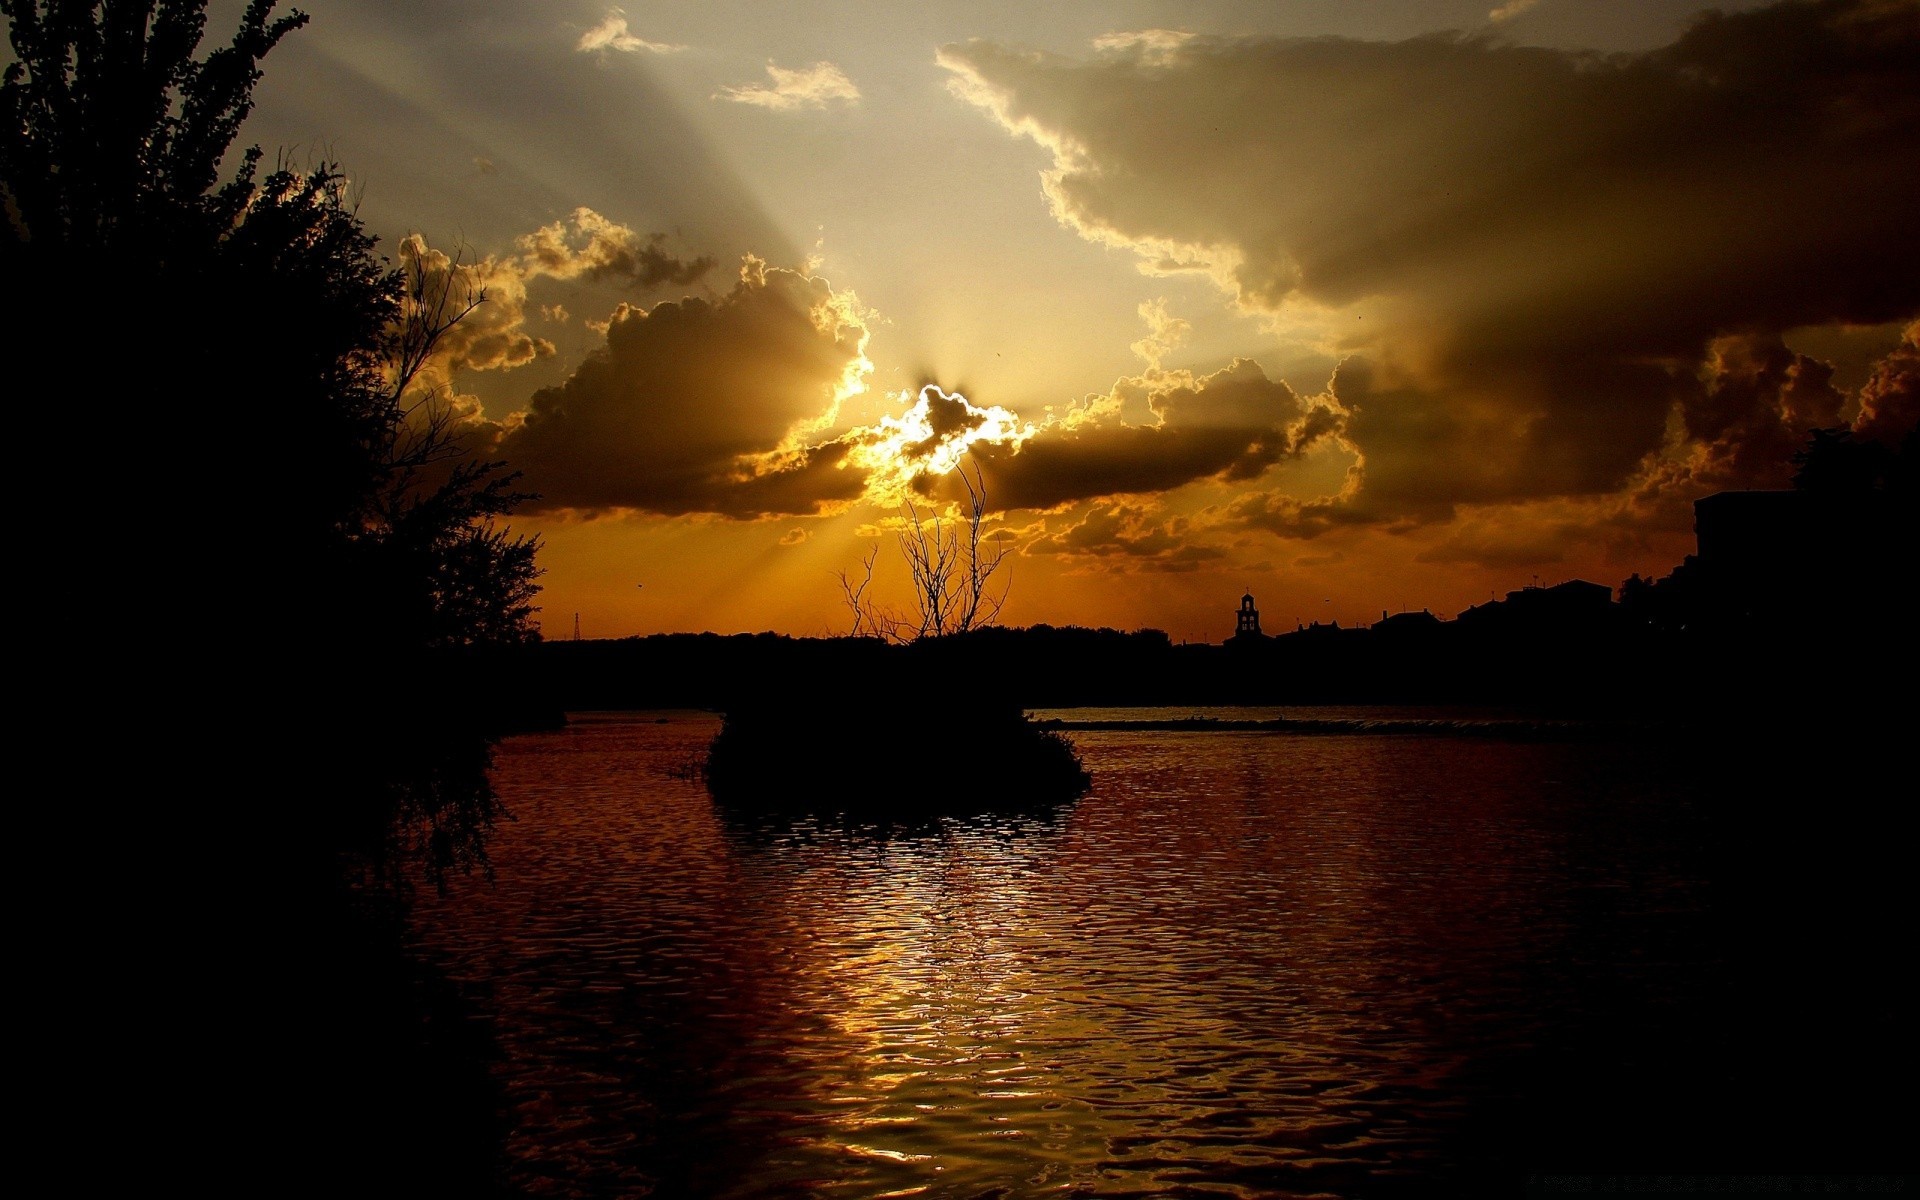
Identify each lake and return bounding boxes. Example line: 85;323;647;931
408;708;1907;1197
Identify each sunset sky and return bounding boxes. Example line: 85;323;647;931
227;0;1919;643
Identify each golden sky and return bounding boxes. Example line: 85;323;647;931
229;0;1920;643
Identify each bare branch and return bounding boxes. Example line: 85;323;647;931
880;454;1012;640
837;543;879;638
388;237;485;407
836;543;914;642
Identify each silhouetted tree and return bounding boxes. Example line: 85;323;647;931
837;542;904;641
5;8;533;1188
3;0;540;888
1791;425;1894;497
840;458;1010;641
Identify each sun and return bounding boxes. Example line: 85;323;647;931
848;384;1032;506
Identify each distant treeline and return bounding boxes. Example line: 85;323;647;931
500;607;1876;717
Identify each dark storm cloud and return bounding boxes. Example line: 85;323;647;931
1855;320;1920;445
965;358;1342;511
1610;330;1854;534
1222;491;1377;541
1675;333;1848;485
495;261;871;517
1331;353;1683;517
942;0;1920;527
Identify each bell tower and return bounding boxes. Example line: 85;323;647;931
1235;591;1262;639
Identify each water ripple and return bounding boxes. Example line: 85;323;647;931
411;710;1725;1198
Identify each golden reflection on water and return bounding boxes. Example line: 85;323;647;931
701;729;1498;1197
758;831;1103;1196
412;711;1708;1198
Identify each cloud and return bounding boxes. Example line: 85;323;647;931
1090;30;1197;67
1129;298;1190;371
1487;0;1540;23
1605;330;1852;534
965;357;1343;512
1027;503;1228;572
1855;319;1920;445
379;212;717;402
494;259;874;517
1675;332;1847;483
940;1;1920;532
481;285;1340;527
719;61;860;110
1222;491;1373;541
577;9;684;54
396;235;554;387
517;207;714;289
845;384;1030;504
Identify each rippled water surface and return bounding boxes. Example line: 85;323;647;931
408;709;1878;1197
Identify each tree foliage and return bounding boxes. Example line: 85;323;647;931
3;1;541;887
2;6;548;1184
1;0;308;249
1790;424;1902;498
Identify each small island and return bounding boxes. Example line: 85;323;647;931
702;637;1091;813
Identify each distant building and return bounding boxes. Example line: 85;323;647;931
1373;608;1441;638
1456;580;1613;633
1232;591;1265;641
1288;619;1345;639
